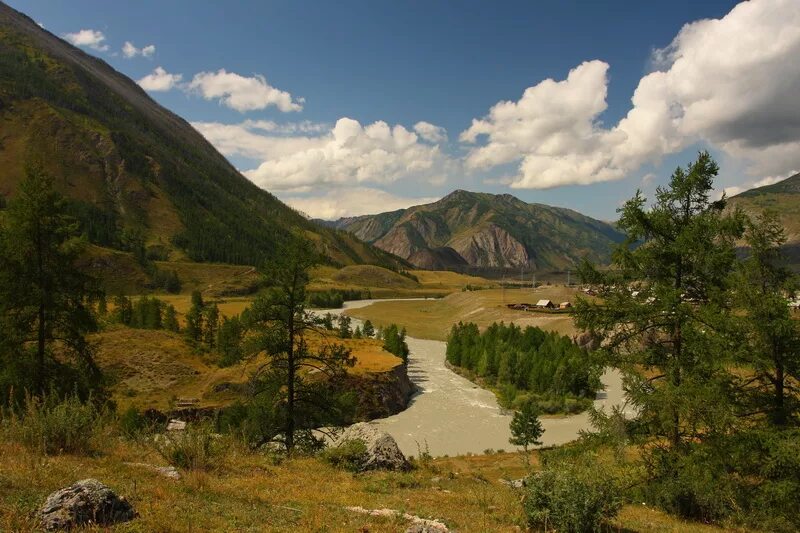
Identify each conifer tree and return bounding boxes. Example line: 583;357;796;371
246;235;355;453
0;165;102;401
163;304;180;333
732;212;800;426
574;151;744;449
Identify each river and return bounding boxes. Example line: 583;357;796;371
319;299;630;457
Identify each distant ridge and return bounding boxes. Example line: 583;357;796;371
327;190;626;271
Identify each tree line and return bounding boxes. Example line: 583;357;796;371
446;322;600;412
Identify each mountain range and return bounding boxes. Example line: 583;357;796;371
0;2;400;269
323;190;626;271
2;1;797;276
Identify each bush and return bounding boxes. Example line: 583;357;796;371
118;406;152;438
320;439;368;472
152;424;226;470
524;459;623;533
4;393;103;455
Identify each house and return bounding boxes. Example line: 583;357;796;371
559;301;572;309
535;299;555;309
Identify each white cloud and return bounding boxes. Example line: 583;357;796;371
193;117;458;191
414;121;448;143
188;69;302;113
122;41;156;58
461;0;800;189
63;29;108;51
137;67;183;92
284;188;439;220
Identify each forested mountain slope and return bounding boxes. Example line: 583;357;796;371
0;2;402;269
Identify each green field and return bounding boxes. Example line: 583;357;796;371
346;286;582;341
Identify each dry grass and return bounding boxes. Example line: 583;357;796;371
346;287;583;341
0;439;748;533
93;319;402;410
308;265;497;298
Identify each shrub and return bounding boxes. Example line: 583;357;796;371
118;406;151;438
4;392;103;455
152;424;226;471
524;459;623;532
320;439;368;472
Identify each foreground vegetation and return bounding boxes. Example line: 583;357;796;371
0;413;747;532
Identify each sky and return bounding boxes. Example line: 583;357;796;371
10;0;800;220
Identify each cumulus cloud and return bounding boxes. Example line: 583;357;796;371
461;0;800;189
63;29;108;51
193;117;457;191
137;67;183;92
414;121;448;143
283;187;439;219
188;69;302;113
122;41;156;58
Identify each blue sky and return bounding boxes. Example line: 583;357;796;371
10;0;800;220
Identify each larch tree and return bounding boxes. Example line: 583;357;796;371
732;211;799;426
0;165;102;403
245;234;355;453
574;152;745;450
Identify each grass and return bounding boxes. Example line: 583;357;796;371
93;320;402;411
308;265;497;298
346;286;583;341
0;437;749;532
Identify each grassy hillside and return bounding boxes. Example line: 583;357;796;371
729;172;800;246
0;3;402;269
346;287;582;341
308;265;497;298
0;437;746;532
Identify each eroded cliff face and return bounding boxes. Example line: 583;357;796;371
345;364;415;421
448;225;529;268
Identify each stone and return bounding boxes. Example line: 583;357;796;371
334;422;410;471
166;419;186;431
37;479;135;531
125;462;181;480
499;477;526;489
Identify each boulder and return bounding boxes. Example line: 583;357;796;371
334;422;410;471
37;479;135;531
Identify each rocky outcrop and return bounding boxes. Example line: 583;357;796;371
345;506;449;532
335;423;410;471
448;224;529;267
37;479;135;531
345;363;415;421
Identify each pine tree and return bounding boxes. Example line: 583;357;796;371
185;290;205;342
337;314;352;339
509;399;544;452
0;165;102;402
732;212;800;426
204;304;220;348
163;304;180;333
362;319;375;337
246;235;355;453
574;151;744;449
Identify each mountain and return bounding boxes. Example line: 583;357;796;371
0;2;403;269
728;172;800;264
326;190;626;270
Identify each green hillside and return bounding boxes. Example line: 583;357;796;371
729;172;800;264
0;2;403;269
